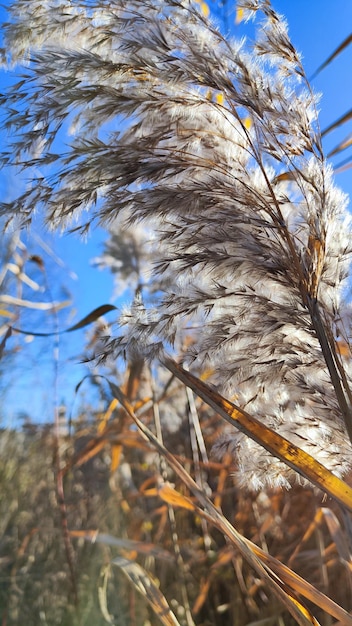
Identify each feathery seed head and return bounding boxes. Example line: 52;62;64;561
1;0;352;488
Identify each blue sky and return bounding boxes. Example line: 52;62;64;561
0;1;352;423
273;2;352;153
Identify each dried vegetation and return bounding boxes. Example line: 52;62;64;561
1;1;352;624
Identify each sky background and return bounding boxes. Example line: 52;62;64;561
0;1;352;424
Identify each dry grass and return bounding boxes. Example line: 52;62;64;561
1;1;352;624
51;359;352;626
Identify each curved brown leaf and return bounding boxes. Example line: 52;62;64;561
322;108;352;137
327;132;352;158
10;304;117;337
311;33;352;80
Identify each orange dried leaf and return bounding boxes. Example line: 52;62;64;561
211;548;233;569
110;444;122;472
158;483;196;511
116;432;150;450
235;8;244;24
213;454;231;509
70;529;99;540
73;439;107;468
243;116;252;130
200;1;210;18
273;171;296;183
98;398;118;433
0;309;14;318
133;396;152;411
193;577;211;614
335;337;351;358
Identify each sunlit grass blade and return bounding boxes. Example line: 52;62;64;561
110;443;123;472
0;309;15;320
163;358;352;512
97;398;118;433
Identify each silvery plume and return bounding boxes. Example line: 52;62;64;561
1;0;352;489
